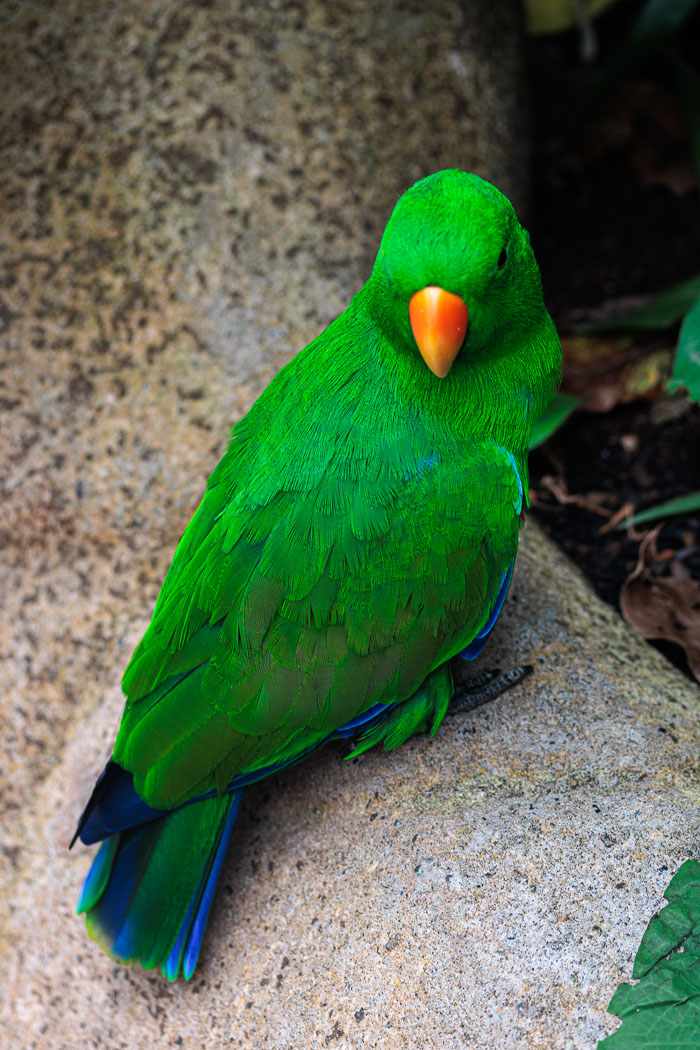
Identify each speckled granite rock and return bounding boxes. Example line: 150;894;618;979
1;1;698;1048
0;0;527;840
3;527;700;1050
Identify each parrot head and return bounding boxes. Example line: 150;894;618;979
367;169;554;386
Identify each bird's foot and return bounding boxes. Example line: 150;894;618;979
449;663;533;714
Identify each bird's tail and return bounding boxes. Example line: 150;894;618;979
77;789;242;980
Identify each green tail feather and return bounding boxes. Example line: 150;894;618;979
79;791;239;978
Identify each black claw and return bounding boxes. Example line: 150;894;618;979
452;666;501;694
449;663;534;714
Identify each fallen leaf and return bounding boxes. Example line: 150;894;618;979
561;334;674;412
620;528;700;681
649;394;692;425
532;475;616;519
598;502;635;535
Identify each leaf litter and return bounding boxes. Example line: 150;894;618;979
620;528;700;681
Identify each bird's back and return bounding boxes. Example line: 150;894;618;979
113;305;524;810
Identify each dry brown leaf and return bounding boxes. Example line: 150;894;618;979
620;529;700;681
598;501;635;535
535;475;613;517
561;334;674;412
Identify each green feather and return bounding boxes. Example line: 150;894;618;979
79;170;563;981
111;169;560;813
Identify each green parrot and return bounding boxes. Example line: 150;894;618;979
73;169;561;980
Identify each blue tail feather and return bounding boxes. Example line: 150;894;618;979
162;888;198;982
81;791;242;975
75;562;514;977
87;819;169;962
182;790;241;979
76;833;120;914
162;790;242;981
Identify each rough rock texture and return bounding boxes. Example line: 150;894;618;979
4;528;700;1050
1;1;698;1048
0;0;526;844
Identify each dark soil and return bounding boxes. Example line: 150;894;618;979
532;154;700;320
525;5;700;679
529;401;700;608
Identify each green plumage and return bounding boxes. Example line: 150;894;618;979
76;170;561;977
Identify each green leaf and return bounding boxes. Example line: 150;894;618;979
616;490;700;529
578;275;700;333
598;859;700;1049
669;294;700;402
528;392;579;449
604;0;700;85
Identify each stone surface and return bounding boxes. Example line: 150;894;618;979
3;528;700;1050
1;1;698;1049
0;0;526;847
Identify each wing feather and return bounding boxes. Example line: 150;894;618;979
114;390;523;809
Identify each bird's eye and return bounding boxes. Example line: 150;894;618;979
497;246;507;270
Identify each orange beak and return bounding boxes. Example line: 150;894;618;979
408;286;469;378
